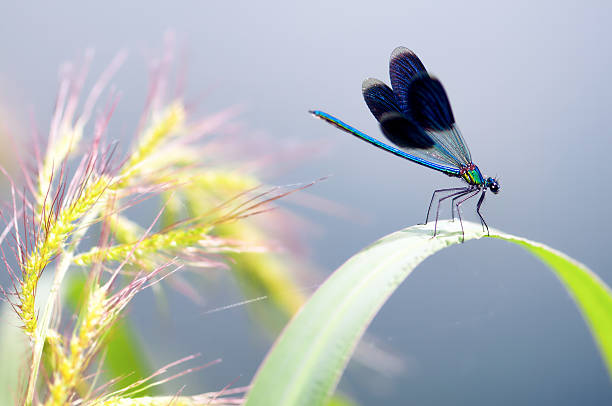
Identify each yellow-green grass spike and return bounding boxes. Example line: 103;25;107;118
118;102;185;186
74;224;214;267
64;274;155;395
245;220;612;406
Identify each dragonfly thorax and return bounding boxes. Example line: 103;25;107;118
459;164;500;194
459;163;485;186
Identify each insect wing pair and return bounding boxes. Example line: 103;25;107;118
310;47;500;239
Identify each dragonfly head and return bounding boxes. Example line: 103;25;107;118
486;177;500;194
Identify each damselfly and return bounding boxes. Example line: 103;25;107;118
310;47;499;240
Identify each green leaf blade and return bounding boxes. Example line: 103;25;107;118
493;234;612;376
246;222;483;406
245;220;612;406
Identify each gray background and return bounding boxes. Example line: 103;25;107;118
1;1;611;404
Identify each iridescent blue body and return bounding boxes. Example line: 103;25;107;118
310;47;500;240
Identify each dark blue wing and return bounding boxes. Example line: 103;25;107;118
363;78;434;149
407;74;472;164
407;74;455;131
378;111;434;149
310;47;474;172
389;47;427;114
362;78;401;121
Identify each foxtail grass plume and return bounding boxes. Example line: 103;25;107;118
1;37;314;406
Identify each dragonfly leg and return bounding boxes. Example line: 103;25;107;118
451;190;470;221
432;188;471;238
454;188;480;242
443;188;474;236
476;189;489;235
423;187;468;225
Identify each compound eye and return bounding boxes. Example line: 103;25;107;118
490;183;499;193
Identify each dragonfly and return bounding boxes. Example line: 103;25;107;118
310;47;499;240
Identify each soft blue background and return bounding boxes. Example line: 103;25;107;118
1;1;611;404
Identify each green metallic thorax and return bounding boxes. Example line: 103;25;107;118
460;163;485;186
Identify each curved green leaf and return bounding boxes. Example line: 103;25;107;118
245;220;612;406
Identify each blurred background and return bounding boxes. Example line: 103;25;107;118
1;1;611;404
